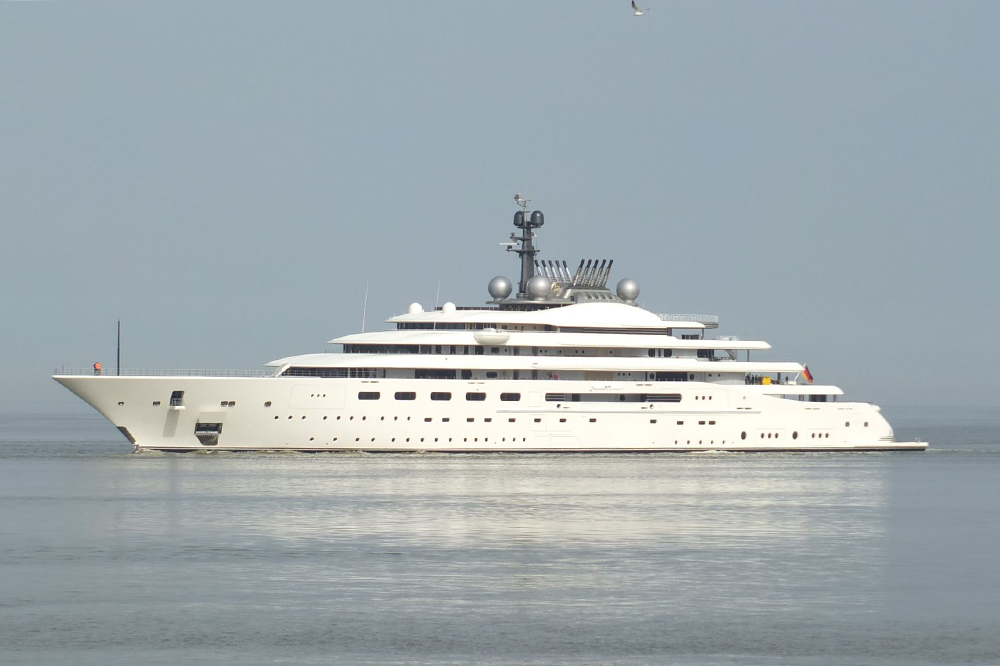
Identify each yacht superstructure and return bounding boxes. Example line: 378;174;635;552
54;199;925;452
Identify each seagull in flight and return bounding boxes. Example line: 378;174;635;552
631;1;646;16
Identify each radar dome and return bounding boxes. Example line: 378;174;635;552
488;276;513;300
442;301;456;314
616;278;640;302
526;275;552;299
408;302;424;314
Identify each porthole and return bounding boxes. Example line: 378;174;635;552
793;431;798;439
323;416;328;420
864;422;868;427
741;431;747;440
845;422;850;427
264;401;271;407
274;416;279;420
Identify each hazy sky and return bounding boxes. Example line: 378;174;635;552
2;1;998;414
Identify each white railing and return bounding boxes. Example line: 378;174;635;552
656;313;720;324
53;367;274;378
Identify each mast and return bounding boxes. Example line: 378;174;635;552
510;194;544;297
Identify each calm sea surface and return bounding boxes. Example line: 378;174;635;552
1;407;998;666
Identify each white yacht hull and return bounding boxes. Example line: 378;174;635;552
54;376;926;452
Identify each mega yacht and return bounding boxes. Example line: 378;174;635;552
54;198;925;452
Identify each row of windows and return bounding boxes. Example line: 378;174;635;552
344;344;715;359
283;367;379;378
395;322;552;331
280;367;704;382
544;393;682;403
358;391;522;402
346;344;702;357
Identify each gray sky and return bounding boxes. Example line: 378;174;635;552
2;1;998;414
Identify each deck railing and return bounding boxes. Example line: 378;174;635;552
656;313;720;325
53;367;275;378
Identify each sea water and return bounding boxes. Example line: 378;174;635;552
1;407;998;666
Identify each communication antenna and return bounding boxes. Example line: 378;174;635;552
361;281;369;333
514;193;530;215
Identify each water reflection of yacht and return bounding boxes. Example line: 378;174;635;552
54;197;926;452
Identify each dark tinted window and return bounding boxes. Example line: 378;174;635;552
394;392;416;400
358;392;380;400
500;393;521;402
430;392;451;401
466;392;486;401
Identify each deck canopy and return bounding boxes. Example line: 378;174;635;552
329;330;770;351
387;302;708;331
266;352;803;375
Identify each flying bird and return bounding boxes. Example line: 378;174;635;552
631;1;646;16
